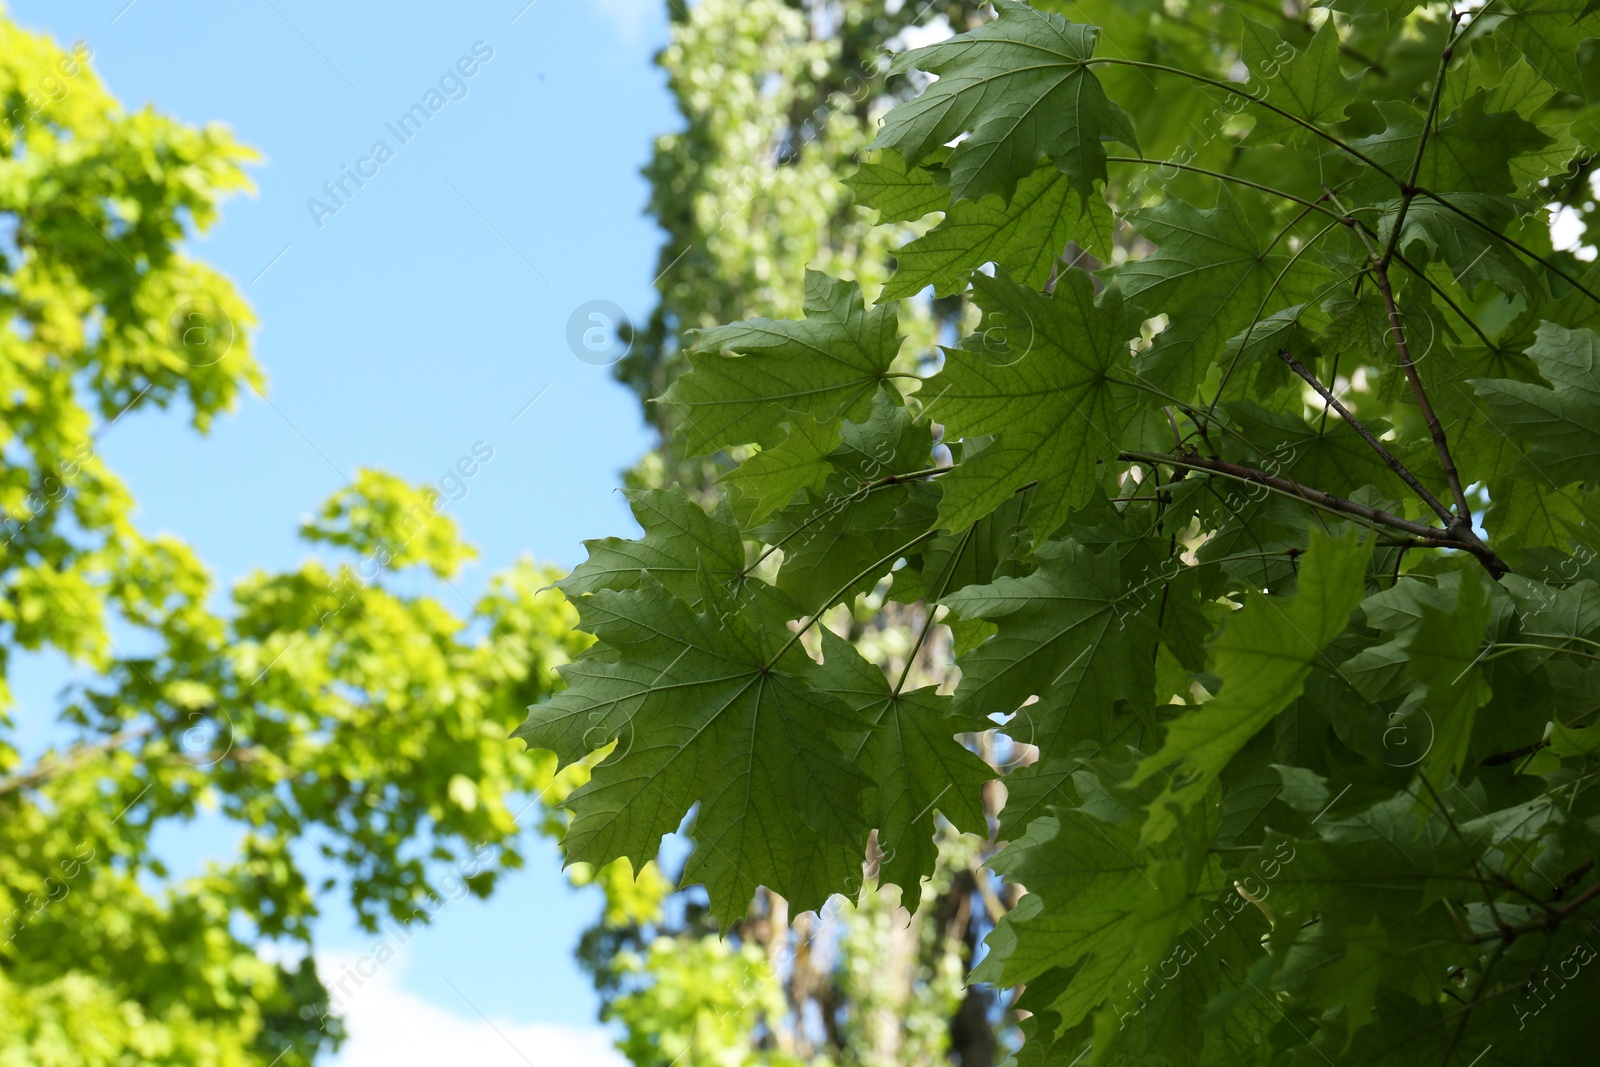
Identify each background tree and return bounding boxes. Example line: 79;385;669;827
529;0;1600;1063
0;17;588;1065
578;2;1023;1065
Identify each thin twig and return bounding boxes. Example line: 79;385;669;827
1276;348;1455;523
1327;186;1481;532
1381;9;1462;267
1123;450;1509;577
1122;451;1440;537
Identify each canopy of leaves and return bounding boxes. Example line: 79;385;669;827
530;0;1600;1063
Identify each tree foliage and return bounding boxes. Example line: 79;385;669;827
530;0;1600;1061
0;15;587;1064
584;3;1006;1065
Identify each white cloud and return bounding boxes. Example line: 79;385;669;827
593;0;658;42
322;953;626;1067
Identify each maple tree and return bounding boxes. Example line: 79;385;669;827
528;0;1600;1062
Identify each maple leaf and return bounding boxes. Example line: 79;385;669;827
872;0;1137;203
756;391;939;612
515;577;872;922
874;161;1113;300
1440;58;1584;194
1473;321;1600;488
1497;0;1600;96
972;797;1212;1031
845;149;949;224
943;538;1155;760
1113;186;1331;401
1328;0;1424;17
1386;194;1542;299
1408;569;1494;780
817;630;993;897
665;271;902;454
721;413;838;526
928;267;1135;533
1351;95;1551;197
558;485;745;601
1241;17;1358;145
1132;532;1372;844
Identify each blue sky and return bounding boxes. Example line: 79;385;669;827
6;0;675;1062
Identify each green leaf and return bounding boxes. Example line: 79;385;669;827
881;165;1113;300
892;487;1033;605
1271;918;1389;1037
1220;305;1323;401
1240;18;1357;145
1387;194;1543;299
928;267;1135;533
818;630;993;896
944;538;1153;759
873;0;1137;203
1221;401;1399;499
1473;321;1600;487
1497;0;1600;97
755;390;938;612
665;271;902;454
721;413;838;525
1351;95;1551;197
516;577;871;922
1115;187;1330;400
845;149;948;224
972;804;1206;1030
1504;574;1600;639
1132;532;1373;844
1440;58;1583;194
1407;568;1493;780
559;486;745;601
1551;717;1600;756
1327;0;1423;19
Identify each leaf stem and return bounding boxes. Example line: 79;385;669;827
1481;642;1600;665
1085;58;1401;185
1105;156;1339;219
891;522;975;696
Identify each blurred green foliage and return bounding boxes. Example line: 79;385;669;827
0;11;589;1064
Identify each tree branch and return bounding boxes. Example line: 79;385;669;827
0;728;147;798
1372;263;1474;521
1327;186;1481;533
1276;347;1456;524
1380;8;1462;267
1122;450;1509;576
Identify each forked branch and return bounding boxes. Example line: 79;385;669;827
1276;348;1455;524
